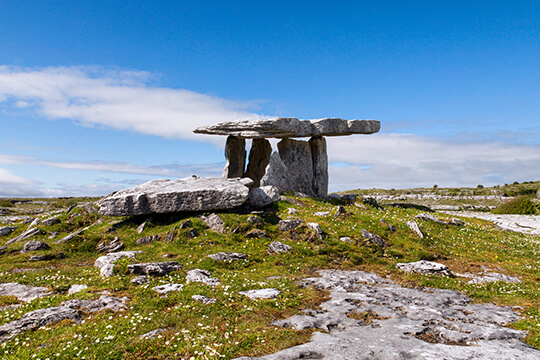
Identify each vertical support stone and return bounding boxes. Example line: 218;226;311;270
309;136;328;198
222;136;246;178
244;139;272;187
260;152;291;192
277;138;314;196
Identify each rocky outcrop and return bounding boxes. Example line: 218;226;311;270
361;229;387;246
406;220;424;238
98;177;254;216
186;269;220;287
235;269;536;360
207;252;248;261
0;283;51;302
278;219;305;232
127;262;182;276
396;260;453;277
267;241;292;254
194;118;380;138
153;284;184;295
239;288;281;299
21;240;50;253
201;213;225;233
0;226;17;236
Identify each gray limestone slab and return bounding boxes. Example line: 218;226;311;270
309;136;328;198
223;136;246;178
278;139;314;196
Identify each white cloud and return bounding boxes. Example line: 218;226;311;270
326;134;540;191
0;167;48;197
0;66;263;142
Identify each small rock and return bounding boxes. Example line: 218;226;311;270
189;229;199;238
186;269;220;287
396;260;453;277
137;234;162;245
140;328;166;339
192;295;217;304
163;229;176;242
22;240;51;253
277;219;305;231
0;226;17;236
153;283;184;295
5;227;40;245
201;213;225;233
83;203;98;214
94;251;142;270
406;220;424;238
248;186;280;208
180;219;192;229
361;196;378;207
339;236;353;243
342;194;358;203
448;218;465;226
246;229;270;239
267;241;292;254
313;211;330;217
55;226;89;244
287;208;299;215
415;213;446;225
131;275;149;285
361;229;387;246
307;223;325;240
334;205;347;218
239;288;281;299
68;284;88;295
128;262;182;276
207;252;248;261
247;216;263;226
96;237;124;253
29;254;56;262
100;264;116;277
28;218;41;229
379;219;396;233
136;218;153;234
41;216;60;226
327;194;341;200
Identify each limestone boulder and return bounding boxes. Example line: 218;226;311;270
247;186;280;209
396;260;453;277
127;262;182;276
98;176;254;216
260;152;291;193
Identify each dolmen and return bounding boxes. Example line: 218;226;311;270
194;117;380;198
98;117;380;216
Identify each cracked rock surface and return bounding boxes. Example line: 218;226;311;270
235;270;539;360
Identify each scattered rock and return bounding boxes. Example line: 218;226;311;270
29;254;57;262
415;213;446;225
153;284;184;295
96;237;124;253
246;229;270;239
28;218;41;229
361;229;387;246
140;328;166;340
360;196;378;207
247;186;280;208
201;213;225;234
5;227;40;245
247;216;263;226
186;269;220;287
267;241;292;254
287;208;299;215
457;271;522;284
0;295;127;343
98;177;254;216
239;288;281;300
379;219;396;233
396;260;453;277
41;216;60;226
163;229;176;242
180;219;192;229
83;203;98;214
334;205;347;219
94;251;142;277
128;262;182;276
189;229;199;238
137;218;153;234
192;295;217;304
339;236;353;243
278;219;305;231
22;240;51;253
406;220;424;238
313;211;330;217
55;225;91;244
0;226;17;236
307;223;325;240
0;283;52;302
207;252;248;261
131;275;149;285
449;218;465;226
67;284;88;295
136;234;161;245
100;263;116;277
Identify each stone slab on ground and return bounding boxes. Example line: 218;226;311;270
194;118;380;138
0;283;52;302
442;211;540;235
396;260;453;277
98;176;254;216
234;269;538;360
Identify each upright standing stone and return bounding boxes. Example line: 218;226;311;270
244;138;272;187
260;152;291;192
222;136;246;178
278;139;314;196
309;136;328;198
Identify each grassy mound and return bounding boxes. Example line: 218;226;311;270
492;195;538;215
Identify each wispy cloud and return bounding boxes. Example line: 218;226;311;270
0;66;263;142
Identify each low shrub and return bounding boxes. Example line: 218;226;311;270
492;195;538;215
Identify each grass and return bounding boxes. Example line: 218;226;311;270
0;188;538;359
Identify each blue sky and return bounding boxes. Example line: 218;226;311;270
0;0;539;197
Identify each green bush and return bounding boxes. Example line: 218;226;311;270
492;195;538;215
0;199;13;207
